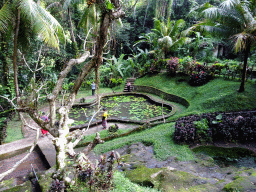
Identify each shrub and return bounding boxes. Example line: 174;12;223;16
178;56;193;74
188;71;209;86
166;57;179;76
109;78;117;88
117;78;123;85
193;118;212;142
150;59;161;74
174;111;256;144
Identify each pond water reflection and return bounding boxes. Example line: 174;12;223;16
193;146;256;168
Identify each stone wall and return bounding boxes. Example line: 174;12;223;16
133;85;190;108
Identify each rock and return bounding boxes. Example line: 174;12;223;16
80;98;86;103
151;171;162;179
0;180;32;192
166;166;175;171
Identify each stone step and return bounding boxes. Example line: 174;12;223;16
0;137;35;157
124;77;136;92
37;136;56;167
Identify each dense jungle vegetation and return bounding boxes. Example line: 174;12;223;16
1;0;256;191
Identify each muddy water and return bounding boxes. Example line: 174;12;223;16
0;146;50;184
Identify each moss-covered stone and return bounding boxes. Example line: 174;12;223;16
120;154;132;162
155;169;198;191
0;178;16;191
223;175;256;192
1;180;31;192
187;183;218;192
125;165;162;186
38;167;55;192
124;165;219;192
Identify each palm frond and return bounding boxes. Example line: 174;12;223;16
151;29;162;37
78;7;89;28
189;2;213;16
0;2;12;33
78;4;97;33
153;19;162;34
232;32;247;52
169;19;185;38
202;7;222;19
220;0;240;10
170;37;191;51
18;0;65;49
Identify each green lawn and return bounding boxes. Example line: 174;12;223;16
135;74;256;115
4;114;24;143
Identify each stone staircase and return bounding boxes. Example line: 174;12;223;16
123;78;136;92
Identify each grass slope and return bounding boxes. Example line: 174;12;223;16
93;123;194;161
135;74;256;115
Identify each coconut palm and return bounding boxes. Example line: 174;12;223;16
199;0;256;92
0;0;64;101
135;18;190;58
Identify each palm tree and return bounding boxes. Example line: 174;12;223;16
135;18;190;58
199;0;256;92
0;0;64;101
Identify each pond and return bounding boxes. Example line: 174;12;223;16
193;146;256;168
69;95;172;126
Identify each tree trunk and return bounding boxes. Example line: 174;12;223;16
54;107;69;173
67;7;78;54
13;9;21;102
95;65;100;92
238;44;250;92
0;36;9;92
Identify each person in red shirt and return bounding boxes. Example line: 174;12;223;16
41;112;49;137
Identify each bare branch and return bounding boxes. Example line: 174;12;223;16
0;128;40;181
0;96;17;108
84;27;93;50
18;49;33;73
20;113;38;130
49;51;90;101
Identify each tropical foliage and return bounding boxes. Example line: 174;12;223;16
197;0;256;91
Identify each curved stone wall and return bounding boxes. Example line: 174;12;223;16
133;85;190;108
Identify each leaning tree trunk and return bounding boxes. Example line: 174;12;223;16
238;44;250;92
13;9;21;103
